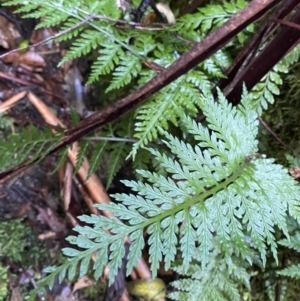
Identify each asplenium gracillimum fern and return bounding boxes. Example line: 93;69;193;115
30;89;300;299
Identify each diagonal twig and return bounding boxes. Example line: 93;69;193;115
0;16;94;59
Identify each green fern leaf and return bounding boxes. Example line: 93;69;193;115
177;0;247;33
131;91;173;158
3;2;40;14
74;140;90;175
251;69;283;113
60;30;105;64
279;264;300;279
51;148;69;174
282;44;300;66
89;0;120;18
127;230;144;273
54;18;85;42
106;142;130;189
87;43;124;84
279;232;300;252
202;58;226;78
186;70;212;94
87;140;108;180
0;125;63;170
106;54;142;92
34;9;69;28
131;76;200;158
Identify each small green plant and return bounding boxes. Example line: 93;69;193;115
0;218;48;300
0;218;47;267
29;88;300;300
0;265;8;301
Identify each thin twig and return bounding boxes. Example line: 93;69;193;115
76;8;168;30
258;116;286;147
272;18;300;30
0;71;69;102
116;23;166;31
85;136;138;143
174;33;196;45
0;16;94;59
275;280;281;301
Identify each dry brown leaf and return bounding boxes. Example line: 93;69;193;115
9;288;23;301
2;50;46;67
289;166;300;180
0;15;21;49
72;276;95;293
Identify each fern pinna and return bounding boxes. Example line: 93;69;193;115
30;89;300;300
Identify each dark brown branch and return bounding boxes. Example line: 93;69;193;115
258;116;286;147
273;18;300;30
217;0;300;99
224;4;300;103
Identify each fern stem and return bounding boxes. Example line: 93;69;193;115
46;3;144;58
130;158;249;232
85;137;138;143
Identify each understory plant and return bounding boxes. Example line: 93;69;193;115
1;0;300;300
29;88;300;301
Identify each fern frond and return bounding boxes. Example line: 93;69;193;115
3;1;40;14
177;0;247;33
106;142;130;189
87;0;120;18
213;49;232;70
2;0;142;71
53;17;85;42
249;39;300;113
87;43;124;84
170;255;250;301
279;232;300;253
186;70;212;94
34;9;69;28
131;75;204;158
60;30;105;64
86;140;108;180
202;58;226;78
251;68;283;113
106;54;142;92
279;264;300;279
131;91;173;157
74;140;90;175
3;2;300;300
34;89;300;294
282;44;300;66
0;125;63;171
